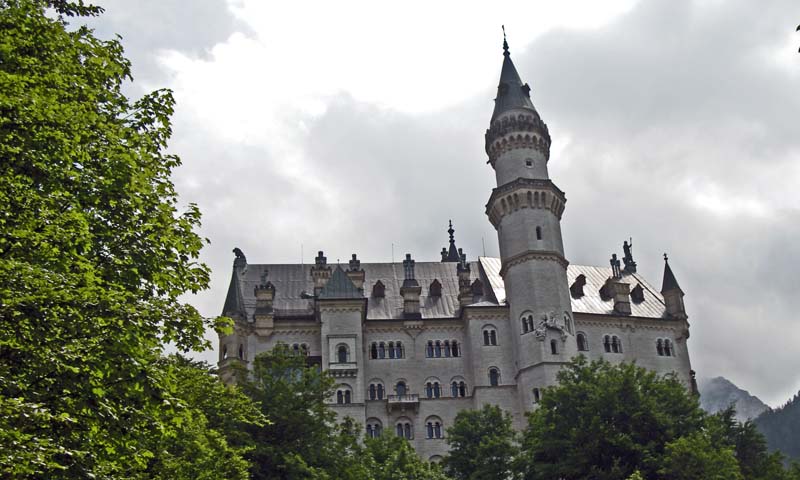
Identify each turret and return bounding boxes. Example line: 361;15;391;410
484;32;575;410
661;254;686;318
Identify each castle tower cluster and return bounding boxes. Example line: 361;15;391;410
218;38;693;460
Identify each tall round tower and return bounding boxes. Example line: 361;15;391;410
484;36;576;409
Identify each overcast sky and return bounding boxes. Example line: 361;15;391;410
86;0;799;407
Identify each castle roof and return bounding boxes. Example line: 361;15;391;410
222;256;670;321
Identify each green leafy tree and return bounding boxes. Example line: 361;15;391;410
444;404;518;480
659;432;742;480
0;1;228;477
362;433;450;480
142;356;265;480
241;345;359;479
518;357;707;480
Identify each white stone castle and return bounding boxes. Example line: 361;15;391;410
218;38;695;461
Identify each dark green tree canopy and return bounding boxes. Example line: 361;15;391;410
0;0;222;476
444;404;518;480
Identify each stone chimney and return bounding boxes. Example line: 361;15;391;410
346;253;365;291
310;250;331;296
399;254;422;318
253;269;276;336
457;248;472;307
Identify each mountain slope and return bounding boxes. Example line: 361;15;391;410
698;376;769;422
755;392;800;462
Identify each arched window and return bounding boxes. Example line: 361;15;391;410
656;339;664;356
426;416;443;439
369;384;376;400
292;343;300;355
522;316;529;333
451;381;458;398
395;341;403;358
370;343;378;359
434;341;442;358
336;386;352;405
550;339;559;355
536;226;542;240
459;381;466;397
426;382;433;398
483;330;490;345
300;343;309;356
344;390;351;403
378;342;386;359
222;345;228;360
238;344;244;360
490;330;497;345
336;390;343;404
337;345;348;363
533;388;541;403
396;381;407;397
612;336;622;353
577;332;588;351
451;340;459;357
388;341;395;359
396;419;413;439
489;368;500;387
433;382;440;398
429;455;443;464
426;341;434;358
603;335;612;353
665;339;673;357
443;340;451;357
366;419;382;438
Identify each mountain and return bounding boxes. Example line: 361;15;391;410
755;392;800;462
698;376;769;422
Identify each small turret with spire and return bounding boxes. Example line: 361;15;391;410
441;220;461;262
661;253;686;318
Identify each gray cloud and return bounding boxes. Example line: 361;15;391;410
87;0;800;406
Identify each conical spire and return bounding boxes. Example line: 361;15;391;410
492;28;536;121
661;253;683;294
442;220;461;262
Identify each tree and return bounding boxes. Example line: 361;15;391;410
518;357;710;480
363;433;450;480
444;404;518;480
0;1;224;477
659;432;742;480
241;345;354;479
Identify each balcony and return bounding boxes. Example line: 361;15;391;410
386;394;419;413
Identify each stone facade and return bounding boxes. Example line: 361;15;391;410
217;40;694;461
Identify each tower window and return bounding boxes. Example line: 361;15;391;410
533;388;541;403
536;226;543;240
337;345;348;363
525;158;533;167
577;332;588;351
550;339;559;355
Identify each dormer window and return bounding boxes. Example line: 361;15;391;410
372;280;385;298
429;279;442;297
570;274;586;299
631;283;645;303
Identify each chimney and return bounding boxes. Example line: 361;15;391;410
399;254;422;317
253;269;276;336
346;253;365;291
310;250;331;296
457;248;472;307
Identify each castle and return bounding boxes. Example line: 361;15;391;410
218;37;694;461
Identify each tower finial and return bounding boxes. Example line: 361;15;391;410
663;252;669;263
502;25;509;55
448;219;455;245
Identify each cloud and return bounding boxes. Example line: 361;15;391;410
87;0;800;406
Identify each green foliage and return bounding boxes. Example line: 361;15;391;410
660;432;742;480
363;433;450;480
0;0;234;477
755;392;800;462
444;404;518;480
518;357;708;480
241;345;345;479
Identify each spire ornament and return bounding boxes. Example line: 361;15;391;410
502;25;509;55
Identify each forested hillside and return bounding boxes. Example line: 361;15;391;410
755;393;800;462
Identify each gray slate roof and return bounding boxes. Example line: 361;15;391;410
492;44;537;121
319;266;362;300
222;257;669;321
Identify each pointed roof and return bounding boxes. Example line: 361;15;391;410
491;36;536;121
661;254;684;294
318;266;363;300
443;220;461;262
222;269;244;315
